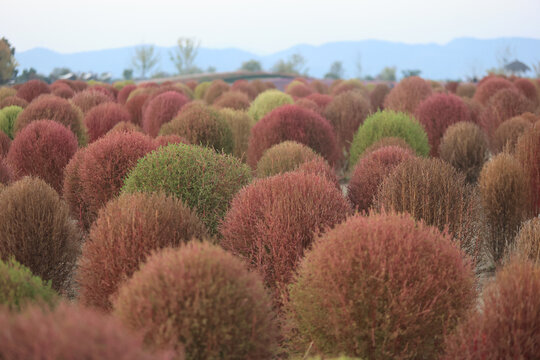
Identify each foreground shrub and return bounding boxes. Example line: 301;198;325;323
0;257;57;311
348;146;414;212
84;102;131;142
247;105;338;168
256;141;322;177
117;84;137;104
348;110;429;171
306;93;333;110
7;120;78;192
15;79;50;102
219;108;254;161
479;153;531;262
248;89;294;122
159;102;233;153
0;177;81;292
0;105;22;139
71;88;114;113
439;122;489;183
514;78;538;106
515;124;540;215
492;116;532;153
0;159;12;185
480;88;533;137
0;87;16;102
220;172;351;300
473;76;514;105
15;94;86;145
513;218;540;263
370;83;390;111
383;76;432;114
414;93;471;156
142;91;189;137
125;92;150;126
213;90;250;110
78;192;208;311
0;95;28;109
113;242;278;359
294;158;340;188
203;80;230;104
52;83;75;99
443;260;540;359
375;158;482;256
0;131;9;157
456;82;476;98
123;143;251;235
194;81;211;99
288;213;476;359
62;148;90;230
0;303;164;360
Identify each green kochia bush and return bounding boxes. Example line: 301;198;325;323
0;105;23;139
122;143;252;235
0;257;58;311
248;89;294;122
288;212;476;359
348;110;429;170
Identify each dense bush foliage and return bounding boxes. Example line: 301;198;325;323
142;91;189;137
62;148;90;229
84;102;132;142
194;81;211;100
219;108;254;161
0;87;16;102
0;95;28;109
123;143;251;235
480;88;533;137
0;159;12;185
288;212;476;359
203;79;230;104
515;123;540;215
305;93;333;110
294;158;340;188
256;141;322;177
125;93;150;126
15;79;51;102
514;78;538;106
117;84;137;104
0;131;9;158
456;82;476;98
492;115;532;153
220;171;351;301
0;177;81;292
370;83;390;111
248;89;294;122
513;218;540;263
231;79;258;100
473;76;515;105
113;242;278;359
0;105;22;139
71;88;114;113
78;192;208;311
383;76;432;113
286;82;314;98
212;90;249;111
362;136;413;155
108;120;143;135
154;134;189;147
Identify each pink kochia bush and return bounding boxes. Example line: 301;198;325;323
384;76;432;114
7;120;78;192
287;212;476;359
0;131;10;157
15;79;51;102
71;88;114;114
247;105;339;168
142;91;189;137
220;171;352;302
84;102;132;142
473;76;515;105
480;88;533;137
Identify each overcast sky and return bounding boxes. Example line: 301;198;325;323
2;0;540;54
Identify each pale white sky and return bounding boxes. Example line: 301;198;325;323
2;0;540;54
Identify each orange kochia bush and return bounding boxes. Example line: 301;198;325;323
84;102;132;142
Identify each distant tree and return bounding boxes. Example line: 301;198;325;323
151;71;172;79
49;67;72;81
123;69;133;80
324;61;344;80
15;68;47;83
401;69;422;78
532;61;540;78
169;37;201;75
272;53;308;76
377;66;396;81
0;37;18;84
240;59;262;72
206;66;216;73
132;45;160;79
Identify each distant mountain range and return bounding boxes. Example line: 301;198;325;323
15;37;540;80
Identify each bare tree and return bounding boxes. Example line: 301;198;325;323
170;37;201;75
356;52;362;78
132;45;160;79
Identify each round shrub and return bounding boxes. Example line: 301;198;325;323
456;82;476;98
306;93;333;110
108;120;143;135
203;79;229;104
7;120;78;192
288;212;476;359
348;110;429;171
159;102;233;153
142;91;189;137
324;90;371;157
383;76;432;114
295;98;321;115
0;159;12;185
247;104;339;169
248;89;294;122
52;84;75;99
0;177;81;292
294;158;340;188
0;257;57;311
194;81;211;99
515;123;540;215
348;146;414;212
0;95;28;109
125;93;150;126
252;79;275;94
154;134;189;147
185;80;198;90
218;108;254;161
362;136;413;155
15;94;86;145
117;84;137;104
439;122;489;183
492;115;532;153
0;303;163;360
0;105;23;138
15;79;50;102
370;83;390;111
375;158;483;256
480;88;533;137
0;131;9;157
445;81;459;93
231;79;257;100
78;192;208;311
463;97;483;124
213;90;250;110
88;84;117;100
71;88;113;113
473;76;515;105
84;102;131;142
331;79;368;97
220;171;351;300
122;143;252;235
286;82;314;98
479;153;531;262
443;260;540;359
62;148;90;230
140;86;190;116
78;132;156;227
113;242;278;359
514;78;538;106
513;218;540;263
309;79;329;94
0;86;16;102
256;141;322;177
414;93;471;156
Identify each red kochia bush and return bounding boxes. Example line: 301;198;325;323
247;105;339;169
515;123;540;215
77;132;156;227
51;82;75;99
443;260;540;359
154;134;189;147
0;131;9;157
305;93;333;110
15;79;51;102
0;95;28;109
7;120;78;192
384;76;433;114
220;171;351;301
84;102;132;142
480;88;533;137
473;76;515;105
286;83;314;98
370;83;391;111
63;148;90;230
0;159;12;185
348;146;414;212
0;303;166;360
142;91;189;137
77;192;208;311
414;93;471;156
213;91;250;110
117;84;137;104
288;212;476;359
203;79;230;104
108;121;143;135
309;79;329;94
125;93;150;127
514;78;538;106
71;88;114;113
231;79;257;100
